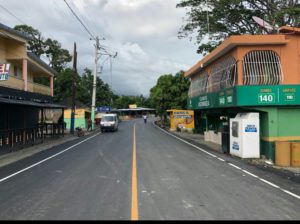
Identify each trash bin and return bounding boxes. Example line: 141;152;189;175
221;132;230;154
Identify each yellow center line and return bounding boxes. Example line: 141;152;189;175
131;123;139;220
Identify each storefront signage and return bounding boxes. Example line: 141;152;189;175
173;111;192;119
232;141;239;151
97;106;111;112
258;93;275;104
129;104;137;109
188;85;300;110
198;96;210;107
0;64;10;81
245;125;257;133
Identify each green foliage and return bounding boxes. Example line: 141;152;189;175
53;68;74;103
14;25;71;72
177;0;300;55
112;95;148;109
148;71;190;117
44;38;72;73
14;25;45;57
54;68;116;107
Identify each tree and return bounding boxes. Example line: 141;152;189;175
177;0;300;55
14;25;71;72
77;68;115;107
44;38;72;73
53;68;74;103
112;95;148;109
14;25;45;57
148;71;190;119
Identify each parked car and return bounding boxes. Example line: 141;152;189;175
100;114;119;132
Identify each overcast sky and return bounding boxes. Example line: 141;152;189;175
0;0;200;97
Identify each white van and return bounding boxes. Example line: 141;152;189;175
100;114;119;132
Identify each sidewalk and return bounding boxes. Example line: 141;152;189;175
0;129;99;169
168;129;300;175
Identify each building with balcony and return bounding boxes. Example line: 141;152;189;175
185;26;300;161
0;23;65;154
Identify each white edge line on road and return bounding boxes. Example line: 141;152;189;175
153;121;217;158
281;189;300;200
259;178;280;189
154;121;300;200
242;169;258;178
0;133;101;183
228;163;242;170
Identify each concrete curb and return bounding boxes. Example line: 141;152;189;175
0;129;100;168
153;120;300;175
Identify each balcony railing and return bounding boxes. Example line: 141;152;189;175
0;75;23;91
0;75;52;96
28;81;51;96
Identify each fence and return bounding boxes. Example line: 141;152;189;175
0;123;64;155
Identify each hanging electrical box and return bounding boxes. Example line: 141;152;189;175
230;113;260;158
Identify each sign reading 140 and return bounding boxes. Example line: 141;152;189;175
258;93;275;103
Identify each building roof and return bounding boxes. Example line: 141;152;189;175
27;52;57;76
279;26;300;34
0;97;66;108
184;29;294;78
0;23;57;76
59;97;89;109
0;23;32;41
118;107;155;112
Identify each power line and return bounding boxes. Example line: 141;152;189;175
0;4;26;25
71;0;99;36
63;0;95;40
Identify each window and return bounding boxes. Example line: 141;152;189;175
243;50;283;85
188;71;208;98
14;66;18;77
208;56;237;92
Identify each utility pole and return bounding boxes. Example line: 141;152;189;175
91;36;100;130
70;42;77;134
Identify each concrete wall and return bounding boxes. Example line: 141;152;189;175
258;107;300;161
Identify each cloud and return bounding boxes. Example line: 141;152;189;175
0;0;200;97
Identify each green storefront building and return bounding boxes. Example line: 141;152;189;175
185;27;300;161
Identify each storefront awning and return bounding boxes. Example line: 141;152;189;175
0;97;66;109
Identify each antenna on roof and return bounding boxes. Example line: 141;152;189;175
252;16;274;34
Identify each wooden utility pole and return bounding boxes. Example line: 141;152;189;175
70;42;77;134
91;37;100;130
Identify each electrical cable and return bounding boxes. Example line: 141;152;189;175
0;4;26;25
63;0;95;40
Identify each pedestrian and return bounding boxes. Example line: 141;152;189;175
87;118;92;131
143;114;147;124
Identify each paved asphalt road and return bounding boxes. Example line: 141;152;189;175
0;118;299;220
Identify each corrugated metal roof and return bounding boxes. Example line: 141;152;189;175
118;107;155;112
0;23;32;41
27;52;57;76
0;97;66;108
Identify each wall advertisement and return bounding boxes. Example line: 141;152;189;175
168;110;195;131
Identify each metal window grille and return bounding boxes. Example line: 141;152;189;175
188;71;209;98
243;50;283;85
208;56;237;92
